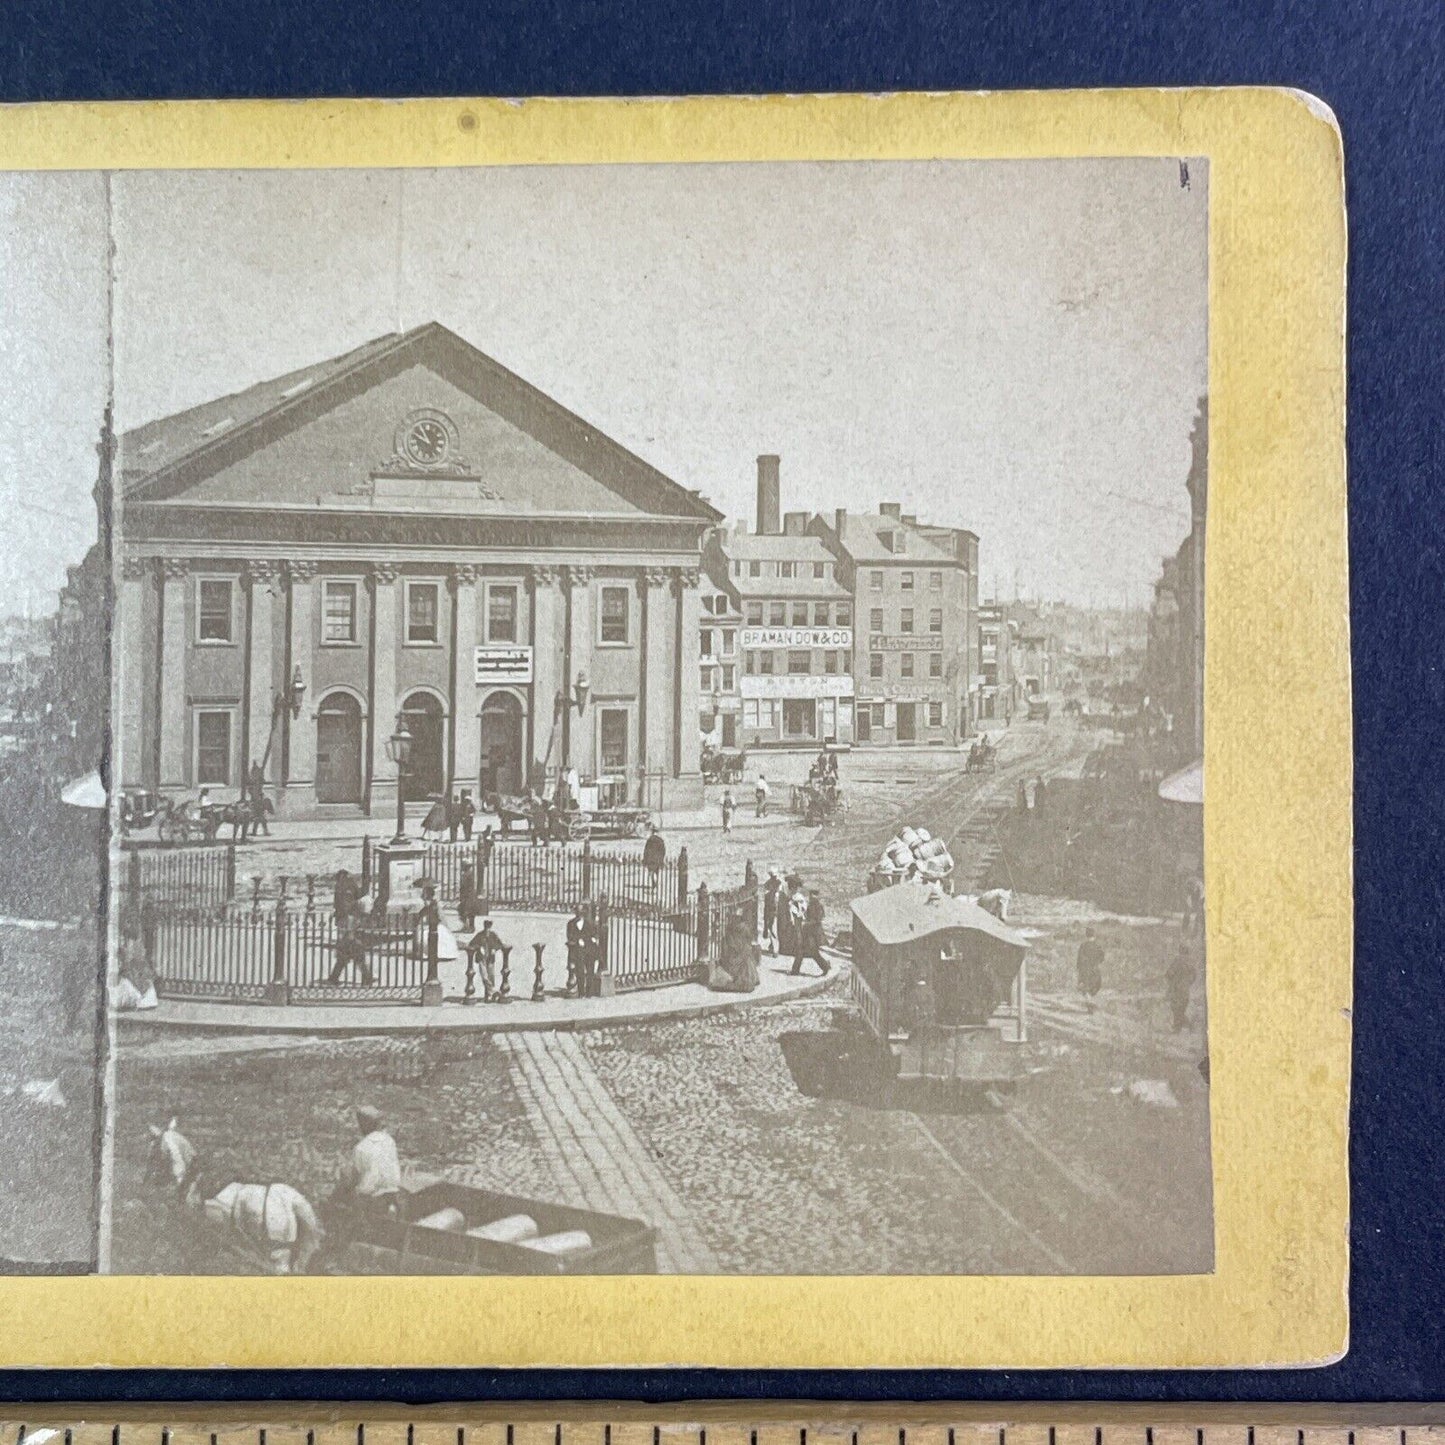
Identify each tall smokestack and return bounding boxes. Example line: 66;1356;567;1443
756;454;781;536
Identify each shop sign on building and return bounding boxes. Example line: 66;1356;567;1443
741;627;853;649
740;674;853;700
474;645;534;685
868;633;945;651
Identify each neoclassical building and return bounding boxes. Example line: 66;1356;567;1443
116;323;718;814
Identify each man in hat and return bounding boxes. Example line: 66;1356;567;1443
791;888;830;977
761;869;782;955
334;1105;402;1222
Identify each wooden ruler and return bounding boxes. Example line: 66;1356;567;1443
4;1409;1445;1445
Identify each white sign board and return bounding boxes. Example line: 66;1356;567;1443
740;627;853;649
474;646;533;685
739;674;854;700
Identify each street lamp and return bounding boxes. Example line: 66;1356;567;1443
386;715;414;844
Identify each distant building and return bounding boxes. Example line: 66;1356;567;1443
697;565;743;750
702;458;854;748
977;603;1017;722
814;503;974;746
1008;603;1057;699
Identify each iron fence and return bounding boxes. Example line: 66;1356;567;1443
119;843;236;909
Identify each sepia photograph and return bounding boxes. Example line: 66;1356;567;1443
5;154;1212;1278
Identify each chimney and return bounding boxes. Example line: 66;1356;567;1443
902;513;918;526
879;501;901;519
834;507;847;537
756;454;781;535
783;511;808;536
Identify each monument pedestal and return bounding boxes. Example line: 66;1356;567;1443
374;839;427;911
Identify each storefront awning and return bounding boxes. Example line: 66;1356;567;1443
1158;759;1203;806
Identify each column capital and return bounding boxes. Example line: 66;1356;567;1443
244;559;283;584
531;564;562;588
641;566;672;589
160;557;191;580
451;562;480;587
371;562;401;586
672;565;701;592
120;555;151;581
286;560;320;582
563;564;595;588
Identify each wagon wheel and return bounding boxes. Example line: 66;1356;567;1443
157;810;179;846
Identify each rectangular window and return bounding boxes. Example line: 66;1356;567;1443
749;560;762;578
787;650;811;675
930;608;943;633
792;602;808;626
599;708;629;772
700;665;713;693
929;652;943;679
901;608;914;634
760;652;776;675
721;664;735;690
929;701;944;728
743;700;759;727
322;581;358;644
813;561;825;579
194;709;232;786
406;581;440;644
701;629;714;658
901;653;915;679
779;561;795;579
721;629;735;655
486;584;518;643
196;578;234;643
769;602;785;626
759;699;776;728
814;603;830;626
869;653;883;679
837;603;852;627
870;607;884;632
746;601;763;625
901;572;914;591
930;571;943;591
599;585;630;645
733;561;742;577
745;651;757;675
870;571;883;590
824;651;838;674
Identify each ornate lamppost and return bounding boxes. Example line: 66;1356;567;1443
386;715;414;845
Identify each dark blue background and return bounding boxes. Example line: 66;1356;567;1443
3;0;1442;1404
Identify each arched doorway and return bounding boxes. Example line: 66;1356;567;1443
315;692;364;804
400;691;446;802
478;691;525;799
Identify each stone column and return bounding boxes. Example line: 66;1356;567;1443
157;558;189;790
529;565;562;779
564;565;595;778
641;567;672;779
370;563;400;793
451;563;481;795
285;562;317;795
116;556;149;788
674;567;703;784
245;560;279;781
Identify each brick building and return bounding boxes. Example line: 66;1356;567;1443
115;323;720;814
813;503;975;746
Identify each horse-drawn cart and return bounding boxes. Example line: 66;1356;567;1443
701;745;747;785
335;1179;658;1275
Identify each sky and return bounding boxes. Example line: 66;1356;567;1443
0;158;1206;613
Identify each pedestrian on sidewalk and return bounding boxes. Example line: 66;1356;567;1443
567;906;589;995
466;917;503;1000
755;774;770;818
721;788;735;834
791;888;830;977
1076;926;1104;1011
1033;774;1047;818
446;792;461;843
247;760;271;837
642;824;667;890
333;867;359;924
1166;943;1194;1031
476;824;495;878
459;789;476;841
762;868;781;954
328;897;375;986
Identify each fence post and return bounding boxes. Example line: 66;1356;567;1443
459;863;477;931
595;897;614;996
225;841;237;901
677;846;689;908
744;858;757;889
532;942;546;1002
361;835;371;892
497;945;513;1001
141;899;157;966
127;847;141;899
266;901;290;1006
581;838;592;897
695;881;711;964
422;912;442;1006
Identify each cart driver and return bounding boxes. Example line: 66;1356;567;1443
334;1104;402;1222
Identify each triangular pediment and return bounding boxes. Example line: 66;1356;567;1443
119;323;719;524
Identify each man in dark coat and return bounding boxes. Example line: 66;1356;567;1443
567;906;589;995
333;868;360;924
459;789;476;841
642;825;667;889
1076;926;1104;1010
761;870;782;955
791;888;830;977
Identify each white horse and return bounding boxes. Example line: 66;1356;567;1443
146;1119;325;1275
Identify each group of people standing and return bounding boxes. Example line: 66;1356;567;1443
760;868;830;977
421;789;478;843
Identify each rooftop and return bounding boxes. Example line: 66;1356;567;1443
832;511;956;565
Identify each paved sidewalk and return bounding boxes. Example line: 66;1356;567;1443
497;1031;719;1272
115;954;840;1035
